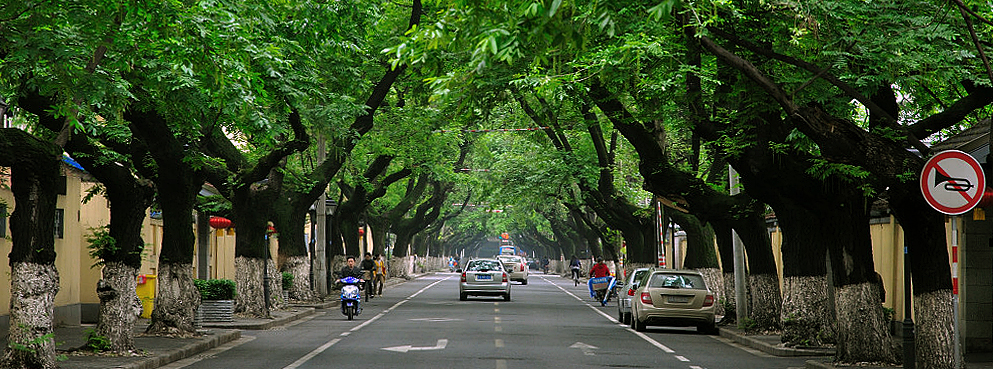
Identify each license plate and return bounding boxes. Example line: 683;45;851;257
476;274;492;280
667;295;690;303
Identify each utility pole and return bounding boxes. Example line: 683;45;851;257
730;166;748;322
314;135;328;296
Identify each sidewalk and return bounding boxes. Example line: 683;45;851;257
35;273;425;369
719;327;993;369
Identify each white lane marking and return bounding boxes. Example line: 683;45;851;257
159;336;256;369
496;359;507;369
675;355;690;361
494;316;501;323
690;366;704;369
495;339;504;348
339;332;350;336
628;328;676;353
350;277;450;332
541;275;677;356
495;326;502;332
281;339;341;369
282;276;450;369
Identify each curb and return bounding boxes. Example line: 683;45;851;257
719;328;834;357
805;360;836;369
118;329;241;369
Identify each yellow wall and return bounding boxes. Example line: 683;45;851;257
769;215;956;322
0;169;12;317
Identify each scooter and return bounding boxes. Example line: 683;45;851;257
339;276;363;320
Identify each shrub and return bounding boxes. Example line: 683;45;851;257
194;279;236;300
282;272;294;290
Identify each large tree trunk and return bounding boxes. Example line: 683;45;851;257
0;128;62;369
273;205;315;301
146;262;200;335
3;263;60;369
828;201;896;363
890;187;954;368
96;262;141;352
281;256;314;301
777;204;835;347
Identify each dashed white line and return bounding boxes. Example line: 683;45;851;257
282;276;450;369
495;339;504;348
675;355;690;361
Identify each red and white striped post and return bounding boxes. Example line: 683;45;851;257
952;216;962;368
657;201;666;268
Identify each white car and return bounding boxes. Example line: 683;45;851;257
460;259;511;301
496;255;529;285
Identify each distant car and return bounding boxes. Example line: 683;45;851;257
460;258;511;301
497;255;529;285
629;270;717;334
526;258;540;270
617;268;652;325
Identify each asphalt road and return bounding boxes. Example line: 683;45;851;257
163;272;816;369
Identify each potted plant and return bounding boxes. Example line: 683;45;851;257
195;279;236;323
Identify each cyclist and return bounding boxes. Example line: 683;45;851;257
569;255;582;286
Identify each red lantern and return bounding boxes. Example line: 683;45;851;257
209;216;232;229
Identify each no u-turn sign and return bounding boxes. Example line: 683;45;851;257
921;150;987;215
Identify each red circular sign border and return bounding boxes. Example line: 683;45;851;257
920;150;985;215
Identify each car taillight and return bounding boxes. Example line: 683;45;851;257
640;292;653;305
461;272;466;283
703;294;714;307
520;263;525;271
502;273;508;283
627;288;635;296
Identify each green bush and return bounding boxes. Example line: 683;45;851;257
194;279;236;300
282;272;294;290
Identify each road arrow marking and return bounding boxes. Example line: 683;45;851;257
570;342;599;356
382;339;448;353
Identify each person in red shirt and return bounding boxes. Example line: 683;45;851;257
589;260;610;278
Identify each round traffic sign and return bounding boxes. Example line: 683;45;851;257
920;150;985;215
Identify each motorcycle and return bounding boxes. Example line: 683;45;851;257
339;276;363;320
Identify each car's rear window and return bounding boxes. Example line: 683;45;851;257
647;273;707;290
468;261;502;271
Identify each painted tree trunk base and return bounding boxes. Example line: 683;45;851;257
722;272;736;321
834;282;897;364
749;273;782;330
695;268;724;317
235;257;269;317
913;289;955;369
781;275;835;346
146;263;200;336
1;262;60;369
282;256;316;301
95;262;141;353
266;258;283;310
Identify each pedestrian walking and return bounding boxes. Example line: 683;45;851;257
375;254;387;296
361;252;376;301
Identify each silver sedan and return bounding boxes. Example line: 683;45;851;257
459;259;511;301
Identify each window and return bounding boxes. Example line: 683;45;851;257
647;273;707;290
54;208;64;239
0;204;7;238
57;176;67;195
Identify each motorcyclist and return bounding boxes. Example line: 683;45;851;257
589;260;610;278
339;256;364;282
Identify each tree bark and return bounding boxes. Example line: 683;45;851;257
20;91;155;353
0;128;62;369
127;107;204;336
